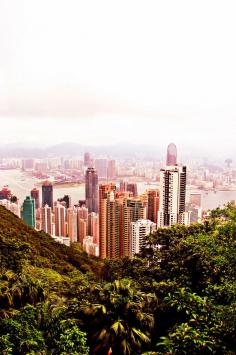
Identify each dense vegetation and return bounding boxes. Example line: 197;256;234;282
0;204;236;354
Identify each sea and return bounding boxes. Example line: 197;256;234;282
0;169;235;210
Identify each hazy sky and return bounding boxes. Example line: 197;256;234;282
1;0;236;155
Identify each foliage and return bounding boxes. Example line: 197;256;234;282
0;205;236;354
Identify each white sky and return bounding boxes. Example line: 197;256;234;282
0;0;236;155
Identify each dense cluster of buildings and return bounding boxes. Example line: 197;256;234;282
0;144;205;259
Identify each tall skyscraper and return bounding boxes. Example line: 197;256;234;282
77;206;88;243
166;143;177;166
122;198;146;257
31;188;40;209
42;181;53;208
99;183;117;259
88;212;99;244
40;204;52;235
85;167;98;213
130;219;156;258
54;202;66;237
67;207;78;242
147;189;159;223
158;166;187;227
22;196;36;228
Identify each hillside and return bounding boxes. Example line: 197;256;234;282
0;205;236;354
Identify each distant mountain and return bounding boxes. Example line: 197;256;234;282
0;142;160;159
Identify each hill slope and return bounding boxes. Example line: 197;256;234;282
0;205;236;354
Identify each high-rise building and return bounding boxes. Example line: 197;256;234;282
42;181;53;208
107;160;116;180
126;183;138;197
95;159;108;179
158;166;187;227
40;204;52;235
67;207;78;242
31;188;40;209
77;206;88;243
85;167;98;213
99;183;116;258
88;212;99;244
122;198;146;257
22;196;36;228
147;189;159;223
166;143;177;166
54;202;66;237
130;219;156;258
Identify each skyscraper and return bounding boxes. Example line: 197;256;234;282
88;212;99;244
99;183;117;258
166;143;177;166
22;196;36;228
147;189;159;223
40;204;52;235
122;198;146;257
158;166;187;227
54;202;66;237
67;207;78;242
130;219;156;258
42;181;53;208
85;167;98;213
31;188;40;209
77;206;88;243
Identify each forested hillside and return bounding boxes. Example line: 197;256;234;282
0;204;236;354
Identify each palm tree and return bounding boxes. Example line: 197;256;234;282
79;279;156;355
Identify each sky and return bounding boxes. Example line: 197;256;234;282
0;0;236;157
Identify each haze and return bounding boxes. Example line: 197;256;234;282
0;0;236;157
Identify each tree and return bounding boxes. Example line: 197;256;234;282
79;279;156;355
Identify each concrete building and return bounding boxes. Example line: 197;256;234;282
166;143;177;166
147;189;159;224
85;167;98;213
42;181;53;208
130;219;156;258
40;204;52;235
158;166;187;227
31;188;40;209
54;202;66;237
22;196;36;228
67;207;78;242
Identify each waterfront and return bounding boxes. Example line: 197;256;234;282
0;169;236;210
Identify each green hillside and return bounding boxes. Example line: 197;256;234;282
0;204;236;354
